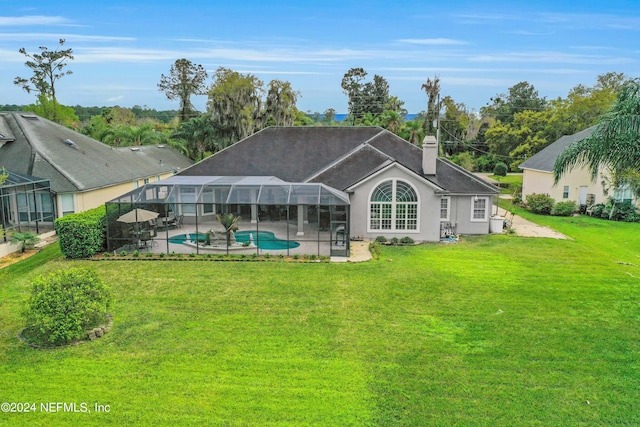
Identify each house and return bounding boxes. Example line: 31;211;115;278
177;126;500;243
0;111;193;232
519;126;634;207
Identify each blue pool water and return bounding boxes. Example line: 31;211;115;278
234;231;300;250
168;233;206;244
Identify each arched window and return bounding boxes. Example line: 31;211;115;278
369;179;418;231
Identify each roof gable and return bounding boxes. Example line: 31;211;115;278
180;126;499;194
519;126;596;172
0;112;193;192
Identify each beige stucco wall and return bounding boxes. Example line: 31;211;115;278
522;167;607;205
56;173;175;216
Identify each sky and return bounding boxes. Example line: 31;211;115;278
1;0;639;115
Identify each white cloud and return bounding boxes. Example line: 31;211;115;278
468;51;632;65
0;32;135;42
398;38;468;46
0;15;71;26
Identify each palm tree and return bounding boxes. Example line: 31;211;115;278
171;114;221;160
10;231;40;253
216;213;240;248
401;120;425;145
421;75;441;135
553;78;640;196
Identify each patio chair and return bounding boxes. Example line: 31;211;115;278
175;214;184;228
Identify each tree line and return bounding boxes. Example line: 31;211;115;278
7;40;637;182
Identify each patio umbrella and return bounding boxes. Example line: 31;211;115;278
117;208;159;223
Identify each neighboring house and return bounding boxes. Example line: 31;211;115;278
519;126;635;207
177;126;500;242
0;111;193;228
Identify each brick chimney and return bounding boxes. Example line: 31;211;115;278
422;135;437;175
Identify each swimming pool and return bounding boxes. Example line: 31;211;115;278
168;233;206;244
234;231;300;250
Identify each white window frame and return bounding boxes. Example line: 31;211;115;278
470;196;489;222
60;193;75;216
367;179;420;233
440;196;450;221
562;186;569;199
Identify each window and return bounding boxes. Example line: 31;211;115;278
563;186;569;199
471;196;488;222
440;197;450;221
179;187;197;215
143;178;150;185
369;179;418;232
614;183;633;203
60;193;75;216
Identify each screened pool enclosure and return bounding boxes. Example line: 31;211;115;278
1;170;56;242
106;176;350;257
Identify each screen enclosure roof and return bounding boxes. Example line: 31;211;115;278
107;176;350;206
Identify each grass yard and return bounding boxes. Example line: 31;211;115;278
0;214;639;426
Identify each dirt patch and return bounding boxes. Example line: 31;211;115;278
0;249;39;269
0;234;59;270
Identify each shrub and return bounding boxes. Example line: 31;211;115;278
55;206;106;259
368;241;382;260
552;201;577;216
610;201;640;222
390;237;400;245
375;236;387;243
475;154;498;172
400;236;414;245
23;268;111;346
493;162;508;177
525;193;555;215
9;231;40;253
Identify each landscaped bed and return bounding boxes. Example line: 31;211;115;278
0;214;639;425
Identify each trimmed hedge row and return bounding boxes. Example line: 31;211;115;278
55;206;106;259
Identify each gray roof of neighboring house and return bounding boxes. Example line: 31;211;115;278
180;126;498;195
519;126;596;172
0;112;193;193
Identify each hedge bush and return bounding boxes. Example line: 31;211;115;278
23;268;111;346
525;193;555;215
552;200;577;216
55;206;106;259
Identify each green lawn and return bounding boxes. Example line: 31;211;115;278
1;215;639;426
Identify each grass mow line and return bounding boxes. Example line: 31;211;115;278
0;215;639;425
92;252;331;263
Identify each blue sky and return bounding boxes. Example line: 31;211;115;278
1;0;639;115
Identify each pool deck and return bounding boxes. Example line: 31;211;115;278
133;218;345;258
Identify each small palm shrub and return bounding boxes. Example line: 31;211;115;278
10;231;40;253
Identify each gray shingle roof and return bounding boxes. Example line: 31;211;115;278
519;126;596;172
180;126;498;195
0;112;193;193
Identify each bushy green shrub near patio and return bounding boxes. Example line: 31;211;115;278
589;200;640;222
525;193;555;215
551;200;577;216
22;268;111;346
55;206;106;258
